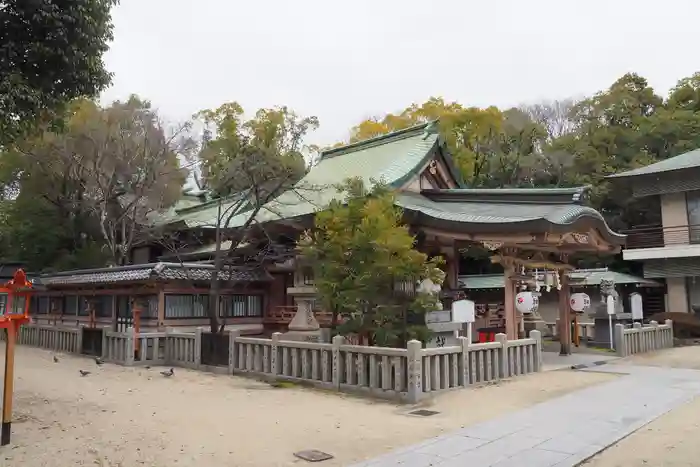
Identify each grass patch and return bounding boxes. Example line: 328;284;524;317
268;380;298;389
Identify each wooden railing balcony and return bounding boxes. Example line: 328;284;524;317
622;224;700;249
264;306;333;326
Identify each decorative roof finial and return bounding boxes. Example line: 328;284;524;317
422;120;439;139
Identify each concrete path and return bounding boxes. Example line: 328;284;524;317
350;364;700;467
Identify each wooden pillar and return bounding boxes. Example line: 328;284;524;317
2;321;17;445
504;268;517;339
157;289;165;331
558;272;572;355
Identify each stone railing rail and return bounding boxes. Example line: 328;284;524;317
230;330;543;402
6;324;542;403
14;324;81;354
614;320;674;357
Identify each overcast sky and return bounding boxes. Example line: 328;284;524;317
101;0;700;146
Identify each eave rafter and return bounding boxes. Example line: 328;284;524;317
419;226;620;254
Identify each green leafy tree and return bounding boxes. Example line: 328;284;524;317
299;178;444;347
344;97;547;188
193;102;320;333
197;103;318;194
0;0;118;146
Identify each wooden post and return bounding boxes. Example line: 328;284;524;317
504;269;517;339
132;300;142;355
558;272;571;356
2;321;17;445
157;289;165;331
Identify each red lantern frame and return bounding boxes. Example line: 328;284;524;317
0;269;33;329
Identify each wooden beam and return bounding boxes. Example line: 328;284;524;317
490;255;575;271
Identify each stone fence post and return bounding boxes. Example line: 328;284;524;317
75;325;84;355
614;323;625;357
194;327;203;368
495;333;508;378
164;327;173;364
406;340;423;403
332;335;345;390
529;330;543;372
228;330;240;375
458;336;469;386
270;332;282;376
125;327;135;366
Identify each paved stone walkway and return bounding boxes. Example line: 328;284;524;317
350;364;700;467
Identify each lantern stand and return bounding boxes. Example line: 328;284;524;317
0;269;33;446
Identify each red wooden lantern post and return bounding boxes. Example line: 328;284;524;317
0;269;33;446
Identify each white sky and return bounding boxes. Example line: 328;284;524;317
101;0;700;147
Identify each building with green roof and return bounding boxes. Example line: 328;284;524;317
35;121;624;348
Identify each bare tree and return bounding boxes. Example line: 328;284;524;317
520;98;578;142
75;97;191;265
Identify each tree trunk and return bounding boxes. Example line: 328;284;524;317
208;253;223;334
208;199;224;333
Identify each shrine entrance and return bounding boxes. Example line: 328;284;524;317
408;188;626;355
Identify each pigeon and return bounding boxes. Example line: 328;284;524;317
160;368;174;377
53;355;59;363
144;366;151;370
94;357;104;366
79;370;91;377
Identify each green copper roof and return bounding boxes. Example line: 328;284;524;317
459;269;660;289
396;190;624;243
153;121;622;245
608;148;700;179
180;122;443;228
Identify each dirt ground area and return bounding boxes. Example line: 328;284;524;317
585;346;700;467
0;346;618;467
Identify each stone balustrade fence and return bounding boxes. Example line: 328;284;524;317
4;325;544;402
614;320;674;357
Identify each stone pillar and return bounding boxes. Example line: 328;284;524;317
406;340;423;403
504;269;517;339
194;327;202;368
331;335;344;390
125;327;135;366
529;330;543;371
614;323;625;357
270;332;281;375
496;333;508;378
228;330;240;375
558;273;572;356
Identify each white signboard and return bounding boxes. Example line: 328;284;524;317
606;295;616;316
630;293;643;321
425;310;451;324
452;299;475;323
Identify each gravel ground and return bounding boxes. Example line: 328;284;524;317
0;346;617;467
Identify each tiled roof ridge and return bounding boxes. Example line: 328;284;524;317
607;147;700;179
321;120;437;160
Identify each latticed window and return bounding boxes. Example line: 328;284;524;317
164;294;209;319
219;295;263;318
65;295;79;315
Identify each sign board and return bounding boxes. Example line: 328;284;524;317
425;310;451;324
606;295;615;316
630;293;643;321
452;299;475;323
